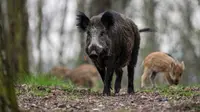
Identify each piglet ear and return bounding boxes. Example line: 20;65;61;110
101;11;114;29
76;11;90;32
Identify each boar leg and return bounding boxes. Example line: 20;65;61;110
103;67;114;96
164;72;174;85
93;61;105;83
96;66;112;90
127;55;139;93
127;30;140;94
96;67;105;83
141;68;151;88
150;71;157;88
127;65;135;94
114;68;123;94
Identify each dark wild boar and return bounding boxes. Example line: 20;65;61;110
76;10;154;95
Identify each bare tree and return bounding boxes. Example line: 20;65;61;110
0;0;23;111
140;0;158;57
5;0;30;76
177;0;200;84
58;0;68;66
37;0;43;72
89;0;131;16
134;0;159;86
89;0;112;16
111;0;130;13
76;0;92;65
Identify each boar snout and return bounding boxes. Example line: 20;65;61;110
89;50;98;59
87;45;103;59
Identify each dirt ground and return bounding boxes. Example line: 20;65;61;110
17;85;200;112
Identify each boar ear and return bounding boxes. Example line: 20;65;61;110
181;61;185;70
76;11;90;32
101;11;114;29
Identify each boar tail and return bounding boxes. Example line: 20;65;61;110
139;28;156;33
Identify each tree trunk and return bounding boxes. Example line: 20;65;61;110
138;0;161;85
76;0;92;65
111;0;130;13
7;0;29;76
178;1;200;84
0;1;19;111
89;0;112;16
141;0;158;57
58;0;68;66
37;0;43;72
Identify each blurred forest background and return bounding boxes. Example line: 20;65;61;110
1;0;200;88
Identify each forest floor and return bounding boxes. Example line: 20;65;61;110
16;84;200;112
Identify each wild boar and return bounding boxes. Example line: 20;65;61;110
141;52;185;88
76;10;154;95
64;64;100;88
50;66;71;79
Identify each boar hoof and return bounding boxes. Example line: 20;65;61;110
114;88;120;94
114;93;120;96
103;92;111;96
103;90;111;96
128;88;134;94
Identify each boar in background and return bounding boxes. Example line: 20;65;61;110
64;64;100;88
50;64;100;88
50;66;71;79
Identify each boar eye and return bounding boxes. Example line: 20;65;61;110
100;31;105;36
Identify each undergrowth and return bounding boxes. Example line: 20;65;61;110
16;74;76;96
19;74;73;86
16;74;200;99
140;85;200;100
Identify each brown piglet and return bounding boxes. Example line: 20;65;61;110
50;66;71;79
141;52;185;88
65;64;100;88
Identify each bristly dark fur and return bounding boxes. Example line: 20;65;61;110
76;10;153;95
76;11;90;31
101;11;115;29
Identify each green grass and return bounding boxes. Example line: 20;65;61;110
17;74;200;99
140;85;200;100
16;73;105;96
20;74;73;86
16;74;77;96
